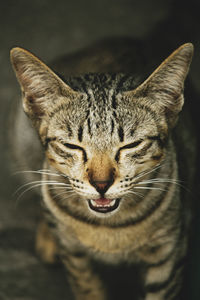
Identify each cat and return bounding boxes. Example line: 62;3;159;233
10;38;196;300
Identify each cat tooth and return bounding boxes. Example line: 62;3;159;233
91;200;98;207
109;199;116;207
90;199;117;208
105;199;116;207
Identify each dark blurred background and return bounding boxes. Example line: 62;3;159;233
0;0;200;299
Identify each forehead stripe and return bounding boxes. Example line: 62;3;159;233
118;126;124;142
78;126;83;142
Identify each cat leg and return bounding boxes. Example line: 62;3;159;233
62;253;106;300
139;236;187;300
35;220;58;264
143;254;184;300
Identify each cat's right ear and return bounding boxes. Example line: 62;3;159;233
10;47;77;124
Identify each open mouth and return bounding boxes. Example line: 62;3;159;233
88;198;120;213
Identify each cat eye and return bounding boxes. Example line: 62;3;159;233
63;143;88;162
120;140;143;150
115;140;143;162
64;143;83;150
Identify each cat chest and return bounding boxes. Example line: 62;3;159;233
43;186;155;255
57;217;152;256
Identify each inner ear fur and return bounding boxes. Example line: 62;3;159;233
10;47;77;120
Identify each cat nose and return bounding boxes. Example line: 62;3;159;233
90;180;114;194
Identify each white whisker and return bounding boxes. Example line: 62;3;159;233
48;186;72;191
134;186;167;192
14;180;69;196
14;181;72;205
138;178;182;184
38;169;69;179
126;190;144;198
52;190;76;200
133;163;163;182
13;169;69;179
135;177;185;190
15;183;48;203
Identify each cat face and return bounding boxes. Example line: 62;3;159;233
10;43;193;217
42;82;165;213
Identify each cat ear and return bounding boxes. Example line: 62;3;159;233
10;47;76;121
130;43;194;127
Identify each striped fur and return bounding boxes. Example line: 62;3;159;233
10;40;195;300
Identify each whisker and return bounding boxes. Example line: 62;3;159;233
14;180;69;196
133;163;163;182
52;190;76;200
125;191;145;204
48;186;72;191
48;187;73;197
138;178;182;184
135;177;187;191
38;169;69;179
14;169;69;179
126;190;144;198
14;182;71;205
15;183;48;203
14;170;59;177
15;181;73;204
134;186;167;192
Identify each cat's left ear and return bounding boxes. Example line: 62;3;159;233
10;47;77;125
129;43;194;128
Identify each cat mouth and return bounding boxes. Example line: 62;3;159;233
88;198;120;213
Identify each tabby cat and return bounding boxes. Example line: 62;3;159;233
10;39;195;300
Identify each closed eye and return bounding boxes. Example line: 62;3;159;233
63;143;88;163
63;143;84;150
120;140;143;150
45;138;88;162
115;140;143;162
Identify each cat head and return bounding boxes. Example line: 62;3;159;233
10;43;193;218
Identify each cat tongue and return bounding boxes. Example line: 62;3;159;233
95;198;112;205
